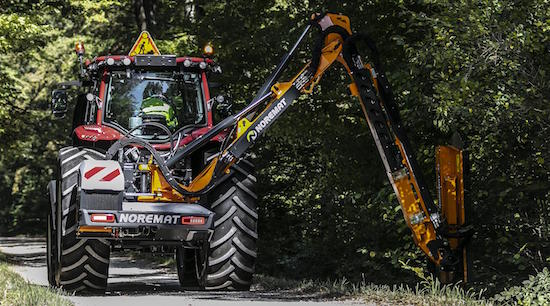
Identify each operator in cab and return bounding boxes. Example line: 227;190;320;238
140;82;179;130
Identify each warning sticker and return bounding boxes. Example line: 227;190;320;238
128;31;161;56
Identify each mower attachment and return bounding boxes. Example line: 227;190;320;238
436;145;473;283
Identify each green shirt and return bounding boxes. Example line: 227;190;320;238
141;97;178;129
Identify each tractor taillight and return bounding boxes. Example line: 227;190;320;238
90;214;115;223
181;216;205;225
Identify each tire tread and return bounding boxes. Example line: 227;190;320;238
203;160;258;291
55;146;110;293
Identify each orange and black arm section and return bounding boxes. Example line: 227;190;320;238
342;29;473;280
342;35;457;270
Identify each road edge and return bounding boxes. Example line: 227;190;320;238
0;253;74;306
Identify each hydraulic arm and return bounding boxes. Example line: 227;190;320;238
113;13;471;282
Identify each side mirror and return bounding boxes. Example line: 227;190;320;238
213;95;233;118
51;89;68;119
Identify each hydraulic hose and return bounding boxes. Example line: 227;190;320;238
105;137;188;195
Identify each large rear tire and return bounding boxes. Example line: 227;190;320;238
51;147;111;293
203;159;258;290
176;159;258;291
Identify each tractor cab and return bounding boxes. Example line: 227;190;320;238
107;66;205;135
52;32;227;152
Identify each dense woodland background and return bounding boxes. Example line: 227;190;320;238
0;0;549;295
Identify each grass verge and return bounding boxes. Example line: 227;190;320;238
0;261;73;306
253;274;491;305
130;249;490;304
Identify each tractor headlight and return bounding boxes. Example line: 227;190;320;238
203;44;214;56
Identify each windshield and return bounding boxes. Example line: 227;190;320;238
104;71;205;136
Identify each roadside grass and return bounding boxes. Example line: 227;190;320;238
252;258;491;305
124;249;550;305
0;258;73;306
254;262;548;305
253;274;491;305
129;249;491;305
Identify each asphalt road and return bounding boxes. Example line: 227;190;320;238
0;237;362;306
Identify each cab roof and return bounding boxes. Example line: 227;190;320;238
84;55;219;74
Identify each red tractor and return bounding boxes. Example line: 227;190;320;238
48;13;472;294
48;33;254;292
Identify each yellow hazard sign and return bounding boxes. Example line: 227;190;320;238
128;31;161;56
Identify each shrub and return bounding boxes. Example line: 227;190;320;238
493;268;550;305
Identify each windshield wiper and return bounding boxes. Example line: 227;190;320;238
139;76;176;82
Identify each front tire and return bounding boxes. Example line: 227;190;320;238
176;247;201;288
47;208;56;286
53;147;111;293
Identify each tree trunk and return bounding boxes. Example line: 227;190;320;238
134;0;157;32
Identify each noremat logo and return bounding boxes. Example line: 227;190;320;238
119;213;180;224
246;130;258;142
247;98;287;143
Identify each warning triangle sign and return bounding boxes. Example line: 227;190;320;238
129;31;161;56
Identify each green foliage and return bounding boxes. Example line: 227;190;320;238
0;0;548;296
494;268;550;305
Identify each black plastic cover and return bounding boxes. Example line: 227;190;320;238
135;55;177;67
